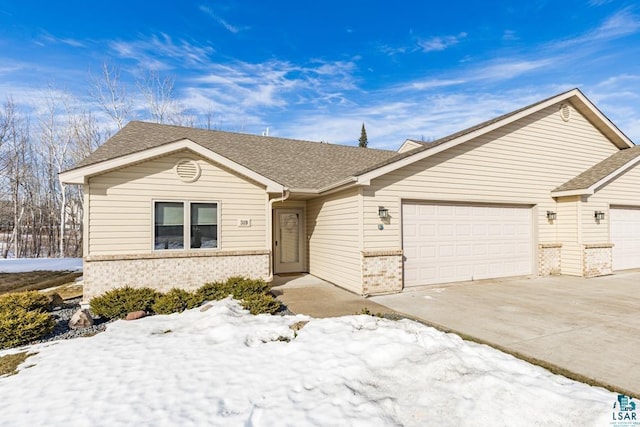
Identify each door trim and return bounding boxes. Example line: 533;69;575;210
273;208;306;274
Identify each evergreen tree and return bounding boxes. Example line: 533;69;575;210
359;123;368;148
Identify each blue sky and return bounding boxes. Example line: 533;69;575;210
0;1;639;149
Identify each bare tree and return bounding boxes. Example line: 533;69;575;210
89;61;132;130
2;109;30;258
136;68;181;124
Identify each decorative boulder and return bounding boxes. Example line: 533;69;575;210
68;309;94;330
46;293;65;310
200;303;214;312
125;310;147;321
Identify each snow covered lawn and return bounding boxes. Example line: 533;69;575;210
0;299;615;426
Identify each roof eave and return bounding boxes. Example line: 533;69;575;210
550;189;593;198
551;151;640;197
282;177;361;197
59;138;285;193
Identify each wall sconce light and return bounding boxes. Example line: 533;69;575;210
594;211;605;221
546;211;557;221
378;206;389;219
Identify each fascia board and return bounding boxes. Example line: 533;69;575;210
60;138;284;192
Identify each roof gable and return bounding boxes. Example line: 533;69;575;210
62;122;397;192
551;145;640;197
353;88;634;183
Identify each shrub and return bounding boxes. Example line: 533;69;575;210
226;276;270;299
196;277;280;315
152;289;203;315
0;291;50;313
89;286;160;319
239;293;281;315
195;281;231;302
196;277;270;302
0;309;55;350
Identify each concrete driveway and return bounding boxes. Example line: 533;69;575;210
370;271;640;397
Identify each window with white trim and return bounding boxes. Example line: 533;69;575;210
154;201;218;250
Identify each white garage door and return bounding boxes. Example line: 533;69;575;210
402;202;532;288
610;207;640;270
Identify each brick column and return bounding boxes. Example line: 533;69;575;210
361;249;403;295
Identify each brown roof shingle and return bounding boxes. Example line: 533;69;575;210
72;121;398;190
553;145;640;193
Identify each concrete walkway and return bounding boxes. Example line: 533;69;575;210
271;272;640;398
271;274;396;318
370;272;640;398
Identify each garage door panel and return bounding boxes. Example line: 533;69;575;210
403;202;532;287
457;244;472;257
611;207;640;271
419;245;436;258
418;224;435;237
473;243;487;255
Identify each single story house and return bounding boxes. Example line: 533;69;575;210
60;88;640;301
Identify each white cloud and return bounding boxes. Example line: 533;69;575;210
473;59;553;81
417;32;467;52
409;78;467;90
35;31;86;48
551;8;640;49
109;33;215;70
199;5;245;34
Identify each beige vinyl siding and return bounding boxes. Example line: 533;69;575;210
88;151;267;255
556;196;582;276
582;163;640;243
307;188;362;293
364;103;619;256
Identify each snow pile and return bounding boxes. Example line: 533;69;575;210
0;258;82;273
0;299;614;426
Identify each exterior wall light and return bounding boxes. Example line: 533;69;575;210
594;211;605;221
378;206;389;219
546;211;557;221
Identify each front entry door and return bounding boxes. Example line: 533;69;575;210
274;209;305;273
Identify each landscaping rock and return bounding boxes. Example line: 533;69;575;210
46;293;65;310
125;310;147;321
68;309;94;329
289;320;309;332
200;303;214;312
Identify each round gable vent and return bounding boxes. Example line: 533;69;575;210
559;103;572;122
175;159;201;183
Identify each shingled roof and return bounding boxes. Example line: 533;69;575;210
553;145;640;194
66;88;636;193
71;121;398;190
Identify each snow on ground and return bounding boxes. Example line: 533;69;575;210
0;299;615;426
0;258;82;273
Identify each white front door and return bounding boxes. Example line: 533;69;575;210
274;209;305;273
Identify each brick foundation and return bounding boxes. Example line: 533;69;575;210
83;250;271;301
538;243;562;276
361;249;403;295
582;244;613;278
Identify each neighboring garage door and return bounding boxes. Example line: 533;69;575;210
610;207;640;270
402;202;532;288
